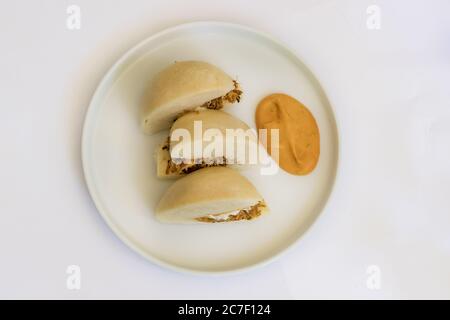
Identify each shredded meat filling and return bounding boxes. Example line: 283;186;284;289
195;201;266;223
162;138;227;175
200;80;242;110
175;81;242;120
166;158;227;175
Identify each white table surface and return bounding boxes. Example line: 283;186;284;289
1;0;449;299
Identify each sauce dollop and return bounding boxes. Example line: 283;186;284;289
255;93;320;175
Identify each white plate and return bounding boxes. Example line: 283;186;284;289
82;21;339;274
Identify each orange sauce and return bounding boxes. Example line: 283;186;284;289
256;93;320;175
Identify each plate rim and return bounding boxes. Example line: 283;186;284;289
81;20;341;275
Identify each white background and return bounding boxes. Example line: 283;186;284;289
1;0;449;299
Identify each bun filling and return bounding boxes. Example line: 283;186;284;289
161;138;228;175
200;80;242;110
167;157;227;175
175;81;242;119
195;201;266;223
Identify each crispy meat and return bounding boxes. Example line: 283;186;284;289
165;157;227;175
201;80;242;110
162;137;227;175
180;161;226;174
195;201;265;223
174;81;242;120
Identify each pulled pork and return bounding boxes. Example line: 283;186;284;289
175;81;242;120
165;158;227;175
201;80;242;110
195;201;266;223
161;137;227;175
